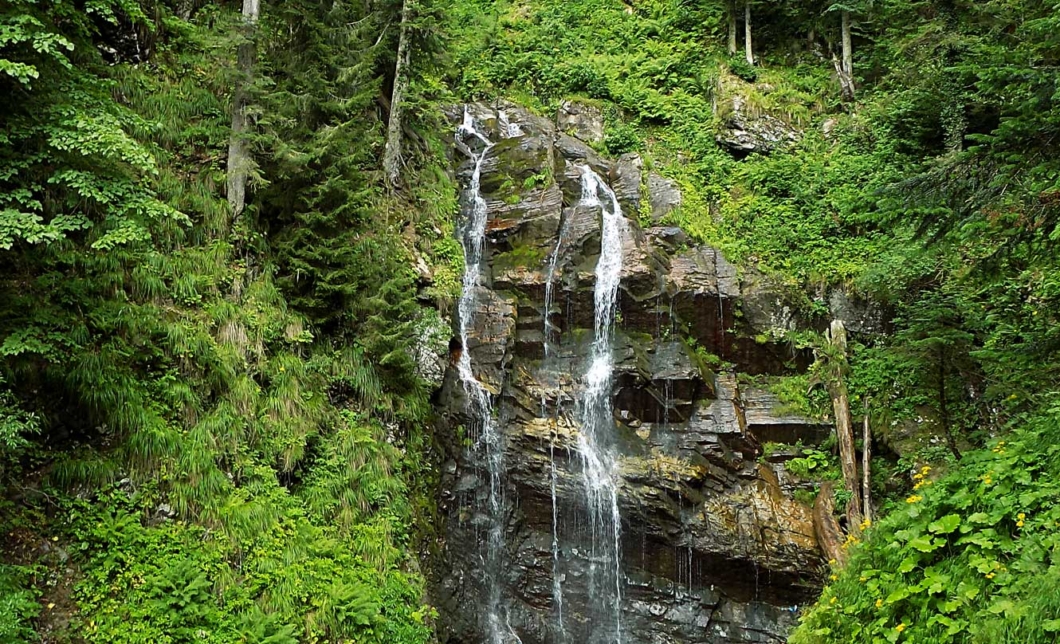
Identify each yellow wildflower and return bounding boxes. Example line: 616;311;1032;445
875;598;884;609
1017;520;1024;528
986;572;995;579
830;596;838;604
860;518;872;531
906;494;923;504
896;623;906;633
1018;512;1026;520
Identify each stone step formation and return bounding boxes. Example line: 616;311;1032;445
434;101;863;644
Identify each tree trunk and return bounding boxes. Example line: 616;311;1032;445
383;0;413;191
862;397;872;525
744;1;753;65
226;0;260;229
938;347;961;459
841;10;853;76
813;481;848;566
832;54;855;102
826;320;863;527
728;2;737;55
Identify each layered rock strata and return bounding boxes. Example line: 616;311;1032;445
432;102;827;644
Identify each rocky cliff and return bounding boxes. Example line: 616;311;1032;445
430;101;831;644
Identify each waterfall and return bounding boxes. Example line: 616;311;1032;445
549;413;565;640
454;109;519;644
498;109;525;138
542;209;571;638
574;166;627;644
542;214;567;360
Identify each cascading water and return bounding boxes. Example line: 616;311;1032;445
498;109;525;138
542;204;572;639
573;166;627;644
454;109;520;644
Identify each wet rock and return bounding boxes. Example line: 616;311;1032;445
432;103;825;644
610;153;643;215
412;312;450;390
645;226;688;251
553;134;612;205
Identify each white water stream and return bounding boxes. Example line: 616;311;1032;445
454;109;521;644
573;166;627;644
456;110;629;644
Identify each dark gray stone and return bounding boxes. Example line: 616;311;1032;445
647;173;683;223
432;102;825;644
557;99;605;143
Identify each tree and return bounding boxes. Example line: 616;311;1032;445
820;320;862;526
744;0;753;65
226;0;261;228
861;397;872;523
727;0;738;55
894;291;977;460
383;0;414;190
826;2;858;100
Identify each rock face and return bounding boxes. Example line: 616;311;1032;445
432;102;826;644
647;173;683;223
714;80;800;157
557;99;605;143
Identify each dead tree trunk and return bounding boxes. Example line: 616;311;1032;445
826;319;863;527
383;0;413;191
226;0;260;228
813;481;848;566
832;54;855;102
862;397;872;524
744;1;753;65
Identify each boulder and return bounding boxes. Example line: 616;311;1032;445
716;94;800;157
557;99;605;143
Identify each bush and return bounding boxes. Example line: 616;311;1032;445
0;565;40;643
791;402;1060;644
727;55;758;82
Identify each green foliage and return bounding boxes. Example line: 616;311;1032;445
0;564;40;643
792;402;1060;643
0;0;1056;640
726;55;757;83
766;372;830;420
787;445;841;482
0;375;39;475
0;0;185;251
67;466;430;643
0;0;441;640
